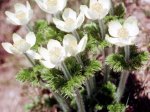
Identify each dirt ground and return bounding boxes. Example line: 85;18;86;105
0;0;150;112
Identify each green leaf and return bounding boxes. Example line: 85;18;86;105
107;103;125;112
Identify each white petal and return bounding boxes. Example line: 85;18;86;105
80;5;93;19
12;33;22;43
40;60;55;69
26;1;31;11
90;0;97;6
108;20;122;37
5;11;20;25
62;8;77;21
57;0;67;11
38;47;50;60
123;16;139;36
63;34;78;56
105;35;126;47
35;0;47;13
26;32;36;47
77;35;88;53
98;0;111;9
14;3;26;12
47;39;62;50
76;12;85;28
26;50;41;59
1;43;15;54
53;18;65;28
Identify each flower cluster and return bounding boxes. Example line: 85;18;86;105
2;0;144;112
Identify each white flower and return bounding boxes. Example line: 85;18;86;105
5;1;33;25
80;0;111;20
39;39;66;68
35;0;67;14
105;16;139;47
2;32;40;59
63;34;88;57
53;8;85;32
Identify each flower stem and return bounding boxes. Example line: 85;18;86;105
24;53;35;66
25;24;32;31
72;30;80;41
38;75;71;112
116;46;130;102
109;0;114;16
75;55;93;98
60;61;86;112
98;19;105;39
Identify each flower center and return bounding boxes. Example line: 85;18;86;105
16;11;26;20
65;18;75;26
47;0;57;6
91;3;103;13
117;28;129;38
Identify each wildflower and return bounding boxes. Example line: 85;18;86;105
63;34;88;57
80;0;111;20
39;39;66;68
5;1;33;25
53;8;85;32
105;16;139;47
2;32;40;59
35;0;67;14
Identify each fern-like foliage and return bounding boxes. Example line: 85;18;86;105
106;48;149;72
107;103;125;112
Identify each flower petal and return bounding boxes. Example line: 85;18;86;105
108;20;122;37
62;8;77;21
40;60;55;68
5;11;20;25
63;34;78;56
98;0;111;9
47;39;62;50
35;0;47;13
12;33;22;43
90;0;97;6
76;12;85;28
53;18;65;30
14;3;26;12
77;35;88;53
26;1;31;11
38;47;50;60
123;16;139;36
1;42;15;54
57;0;67;11
80;5;93;19
105;35;126;47
26;50;41;59
26;32;36;47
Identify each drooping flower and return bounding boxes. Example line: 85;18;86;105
63;34;88;57
2;32;40;59
35;0;67;14
105;16;139;47
39;39;66;68
53;8;85;32
80;0;111;20
5;1;33;25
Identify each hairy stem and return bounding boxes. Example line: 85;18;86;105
24;53;35;66
39;76;71;112
98;19;105;39
61;61;86;112
109;0;114;15
72;30;80;41
75;55;94;98
116;46;130;102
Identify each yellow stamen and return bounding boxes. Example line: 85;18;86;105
117;28;129;38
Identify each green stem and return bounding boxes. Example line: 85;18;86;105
98;19;105;39
72;30;80;41
109;0;114;15
24;53;35;66
39;77;71;112
116;46;130;102
60;61;86;112
75;55;94;98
